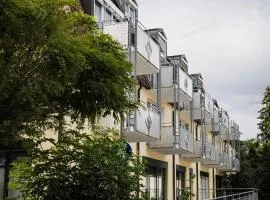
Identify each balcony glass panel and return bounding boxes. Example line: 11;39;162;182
177;125;193;152
137;23;160;73
205;92;214;116
179;67;192;98
103;19;129;48
193;140;203;156
204;140;215;161
124;101;160;142
192;91;213;124
102;19;160;75
159;65;192;106
148;123;193;154
220;110;229;128
233;158;240;172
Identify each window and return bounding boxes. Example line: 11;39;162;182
145;166;166;200
95;1;102;23
176;170;185;200
200;173;209;200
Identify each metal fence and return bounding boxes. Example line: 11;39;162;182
199;188;258;200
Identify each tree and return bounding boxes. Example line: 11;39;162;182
258;86;270;142
230;87;270;200
9;128;146;200
0;0;137;148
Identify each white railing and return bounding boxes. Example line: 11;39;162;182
192;91;214;124
230;120;241;140
159;65;192;97
205;92;214;116
125;101;160;140
179;67;193;98
160;65;174;87
178;125;193;152
215;148;222;164
205;140;215;161
223;153;233;170
220;110;229;128
233;157;240;172
137;22;160;71
208;189;258;200
102;19;130;48
194;140;203;156
148;124;193;153
102;19;160;72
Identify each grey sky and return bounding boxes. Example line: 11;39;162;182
138;0;270;139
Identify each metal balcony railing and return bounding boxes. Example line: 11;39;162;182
123;101;161;142
147;123;193;155
192;91;214;125
232;157;240;172
204;140;216;162
230;121;241;140
219;153;233;171
207;188;258;200
155;64;192;107
182;139;218;164
100;18;160;75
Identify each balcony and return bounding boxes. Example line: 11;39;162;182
217;110;229;140
213;107;220;133
219;153;233;171
230;121;241;140
205;105;220;134
201;140;216;165
101;19;160;75
192;91;213;125
157;64;193;109
148;123;193;155
232;157;240;172
123;101;161;142
182;140;216;164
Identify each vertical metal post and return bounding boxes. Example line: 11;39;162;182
133;18;138;132
173;65;177;142
201;93;205;158
190;97;194;153
177;66;181;147
157;53;161;140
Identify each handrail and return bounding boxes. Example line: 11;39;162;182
208;190;257;200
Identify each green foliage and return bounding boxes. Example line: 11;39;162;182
230;87;270;199
231;140;270;200
178;174;195;200
258;86;270;142
0;0;137;148
9;128;146;200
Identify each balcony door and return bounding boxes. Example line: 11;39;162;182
144;166;166;200
200;172;209;200
176;167;185;200
143;158;167;200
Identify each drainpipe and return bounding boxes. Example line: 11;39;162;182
195;123;199;200
173;155;176;200
196;162;199;200
213;168;215;198
136;83;142;154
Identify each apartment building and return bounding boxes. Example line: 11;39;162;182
0;1;241;200
84;0;242;200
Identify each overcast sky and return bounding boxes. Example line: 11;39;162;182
138;0;270;140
